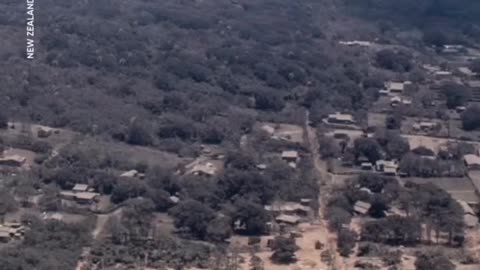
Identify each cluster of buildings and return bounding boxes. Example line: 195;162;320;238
60;184;100;204
0;222;25;243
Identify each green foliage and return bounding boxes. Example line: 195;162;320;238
169;199;215;240
337;228;357;257
462;105;480;130
354;137;382;163
415;251;455;270
270;236;299;264
376;50;412;72
442;83;471;109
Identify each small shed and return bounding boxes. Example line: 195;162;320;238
72;184;89;193
275;214;300;225
282;151;299;163
0;155;26;167
464;154;480;170
354;201;371;215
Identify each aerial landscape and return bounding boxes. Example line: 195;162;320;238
2;0;480;269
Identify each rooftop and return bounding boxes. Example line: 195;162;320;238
72;184;89;192
74;192;99;200
281;150;299;159
354;201;371;214
468;81;480;88
120;170;139;178
275;214;301;224
328;112;354;122
386;82;404;91
464;154;480;166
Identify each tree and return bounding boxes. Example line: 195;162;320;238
386;134;410;160
337;228;357;257
376;49;412;72
0;111;7;129
127;120;153;146
206;216;232;243
169;199;215;239
442;83;471;109
319;136;341;158
385;113;402;130
423;30;448;47
462;105;480;130
270;236;299;264
111;178;146;203
231;198;269;235
0;190;18;222
415;252;454;270
470;59;480;74
353;138;382;163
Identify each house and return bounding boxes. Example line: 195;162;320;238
464;154;480;170
0;223;25;242
190;163;217;176
361;162;373;170
256;164;267;170
354;201;371;215
402;99;412;106
275;214;300;225
456;106;467;113
467;81;480;89
459;67;476;77
442;44;464;54
120;170;139;178
434;71;452;78
385;82;405;93
265;202;310;216
376;160;399;175
339;40;372;47
281;150;299;163
379;89;390;96
0;155;26;167
459;200;478;228
37;126;57;138
59;191;76;200
413;121;437;132
72;184;89;193
327;113;355;125
390;96;402;107
74;192;100;204
261;125;275;135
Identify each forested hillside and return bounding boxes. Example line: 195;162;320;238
1;0;381;154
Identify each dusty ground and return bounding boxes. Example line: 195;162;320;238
259;122;305;144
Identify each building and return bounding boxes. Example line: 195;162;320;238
413;121;437;132
339;40;372;47
0;223;25;242
0;155;26;167
467;81;480;89
275;214;301;225
327;113;355;125
434;71;452;78
376;160;399;176
464;154;480;170
265;202;310;216
458;200;478;228
72;184;89;193
361;162;373;170
385;82;405;93
390;96;402;107
378;89;390;96
281;150;299;163
459;67;476;77
120;170;139;178
354;201;371;215
190;163;217;176
74;192;99;204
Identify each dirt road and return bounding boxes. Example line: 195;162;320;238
305;110;344;270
